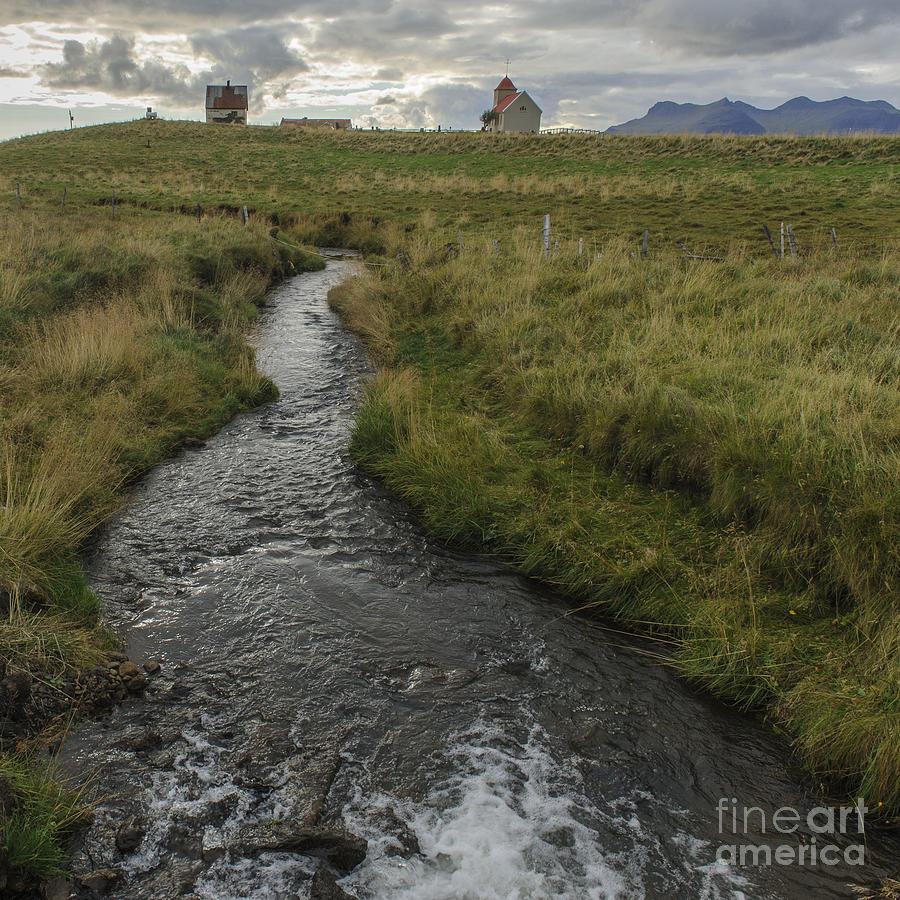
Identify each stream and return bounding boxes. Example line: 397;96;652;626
62;257;897;899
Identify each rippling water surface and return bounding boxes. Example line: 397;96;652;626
63;259;896;899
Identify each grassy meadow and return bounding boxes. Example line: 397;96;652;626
2;119;900;253
1;119;900;882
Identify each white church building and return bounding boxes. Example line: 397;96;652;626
485;76;542;134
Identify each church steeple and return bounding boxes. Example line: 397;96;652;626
493;76;516;109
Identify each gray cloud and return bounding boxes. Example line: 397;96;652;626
645;0;899;54
39;28;307;108
519;0;900;54
42;36;212;104
6;0;900;58
364;82;487;129
374;67;404;82
374;95;396;105
3;0;345;28
0;67;29;77
191;24;308;82
310;6;460;58
2;0;396;31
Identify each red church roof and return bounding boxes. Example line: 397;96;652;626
495;76;516;91
492;91;523;114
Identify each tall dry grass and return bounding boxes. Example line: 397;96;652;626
0;208;317;658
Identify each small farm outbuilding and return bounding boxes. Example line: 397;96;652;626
206;81;248;124
485;77;542;134
280;117;351;130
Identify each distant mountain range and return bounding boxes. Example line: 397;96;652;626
606;96;900;135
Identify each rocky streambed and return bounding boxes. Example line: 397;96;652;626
0;654;157;749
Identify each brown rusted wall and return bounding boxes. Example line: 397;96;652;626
205;84;248;110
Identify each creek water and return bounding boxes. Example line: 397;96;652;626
63;258;896;899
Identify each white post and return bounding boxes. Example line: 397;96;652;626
780;222;784;259
543;214;550;259
578;236;583;256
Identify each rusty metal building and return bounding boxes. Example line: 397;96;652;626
205;81;248;125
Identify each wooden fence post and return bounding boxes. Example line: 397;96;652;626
61;187;66;212
16;183;21;210
578;237;583;256
830;227;839;250
543;214;551;259
780;221;784;259
641;229;649;260
762;224;778;258
458;230;464;253
786;223;797;258
196;203;202;222
111;190;115;218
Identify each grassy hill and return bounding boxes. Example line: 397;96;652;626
2;120;900;253
1;120;900;889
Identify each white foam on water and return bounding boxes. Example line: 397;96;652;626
120;729;254;876
669;831;751;900
113;726;314;896
101;715;752;899
193;851;317;900
340;721;758;900
341;723;633;900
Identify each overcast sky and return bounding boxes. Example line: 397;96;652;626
2;0;900;140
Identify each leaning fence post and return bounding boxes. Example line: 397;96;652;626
241;205;249;225
641;229;649;260
830;226;839;251
762;224;778;258
543;214;551;259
